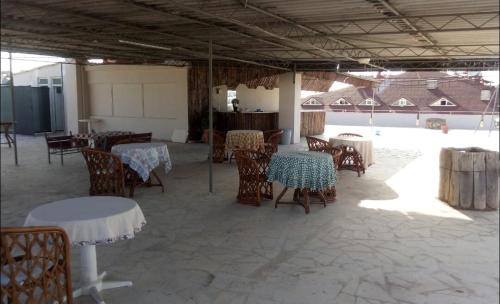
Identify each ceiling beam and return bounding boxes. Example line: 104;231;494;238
238;1;385;63
116;0;289;51
290;11;500;25
371;0;447;57
289;27;500;38
168;1;385;69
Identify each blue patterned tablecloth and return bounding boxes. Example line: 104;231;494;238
267;151;336;190
111;142;172;182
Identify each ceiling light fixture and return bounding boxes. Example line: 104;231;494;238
118;40;172;51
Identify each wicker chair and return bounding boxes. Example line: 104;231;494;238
81;148;126;196
263;129;283;157
1;226;73;304
212;131;227;163
263;129;282;142
336;133;365;177
337;144;365;177
234;149;273;206
306;136;342;168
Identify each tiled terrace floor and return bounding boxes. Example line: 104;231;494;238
1;127;499;304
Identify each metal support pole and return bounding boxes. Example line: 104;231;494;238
208;39;214;193
9;52;18;165
60;63;65;133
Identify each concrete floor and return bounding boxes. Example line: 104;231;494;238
1;129;498;304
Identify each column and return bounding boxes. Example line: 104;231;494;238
62;62;88;134
279;72;301;144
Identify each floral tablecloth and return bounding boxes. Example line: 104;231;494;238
267;151;336;190
225;130;264;150
111;142;172;182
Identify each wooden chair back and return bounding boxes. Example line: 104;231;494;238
1;226;73;304
45;134;73;149
103;133;152;151
81;148;126;196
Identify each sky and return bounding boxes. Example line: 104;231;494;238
1;52;65;73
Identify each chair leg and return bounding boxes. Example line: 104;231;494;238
151;171;165;192
60;149;64;165
48;151;51;164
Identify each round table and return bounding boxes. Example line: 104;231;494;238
111;142;172;182
24;196;146;304
267;151;337;214
225;130;264;150
329;135;374;169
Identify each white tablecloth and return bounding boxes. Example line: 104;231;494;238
111;142;172;182
329;136;374;169
24;196;146;246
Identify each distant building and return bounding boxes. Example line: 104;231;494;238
302;72;498;114
13;63;65;131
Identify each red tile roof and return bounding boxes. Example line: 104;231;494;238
302;72;497;114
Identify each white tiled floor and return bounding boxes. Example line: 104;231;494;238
1;127;498;304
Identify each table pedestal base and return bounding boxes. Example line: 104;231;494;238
73;245;132;304
275;187;335;214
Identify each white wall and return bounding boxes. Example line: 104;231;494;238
326;112;499;130
213;85;228;111
235;84;279;112
86;65;189;140
13;64;62;86
212;84;279;112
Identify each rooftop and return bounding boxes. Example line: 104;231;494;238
1;127;498;303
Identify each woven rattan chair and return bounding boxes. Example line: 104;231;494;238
263;130;283;157
234;149;273;206
336;133;365;177
1;226;73;304
81;148;126;196
212;131;227;163
306;136;342;167
337;144;365;177
263;129;282;142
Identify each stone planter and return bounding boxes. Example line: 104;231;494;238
439;147;499;210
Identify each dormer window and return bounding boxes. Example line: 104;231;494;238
427;80;438;89
358;98;380;106
430;97;456;107
481;90;491;101
302;97;323;106
391;98;415;107
331;98;352;106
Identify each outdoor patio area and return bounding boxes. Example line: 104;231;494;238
1;127;498;304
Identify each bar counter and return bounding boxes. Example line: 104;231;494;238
214;112;278;131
